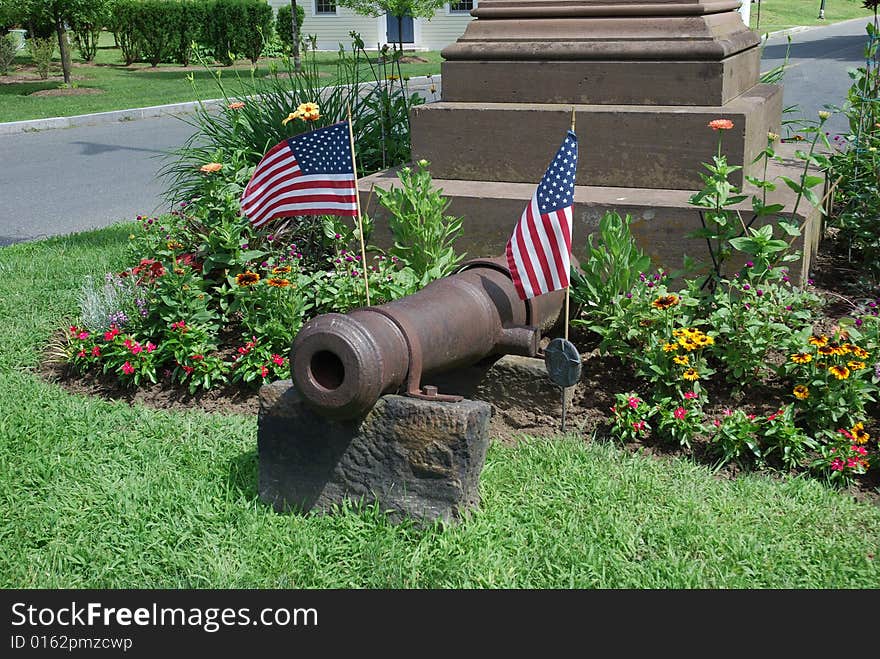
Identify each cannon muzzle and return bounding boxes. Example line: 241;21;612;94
291;256;573;419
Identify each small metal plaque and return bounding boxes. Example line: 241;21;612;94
544;338;582;388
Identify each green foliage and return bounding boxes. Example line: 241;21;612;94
375;160;465;285
69;0;112;62
170;0;207;67
569;211;651;334
274;3;304;54
708;408;763;467
132;0;181;67
0;33;16;75
26;36;54;79
238;0;274;64
607;392;651;443
109;0;141;65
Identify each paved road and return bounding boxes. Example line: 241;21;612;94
761;16;875;139
0;16;875;246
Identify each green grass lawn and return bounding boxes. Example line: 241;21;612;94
750;0;877;35
2;225;879;588
0;31;442;124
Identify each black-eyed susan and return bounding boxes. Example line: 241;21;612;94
793;385;809;400
851;345;869;359
790;352;812;364
267;277;291;288
682;368;700;381
851;422;870;444
809;335;829;347
272;265;292;275
848;360;866;370
663;342;678;353
651;294;679;310
829;343;850;357
829;365;850;380
818;345;835;357
673;354;689;366
236;271;260;286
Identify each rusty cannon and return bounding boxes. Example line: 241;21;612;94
290;256;574;419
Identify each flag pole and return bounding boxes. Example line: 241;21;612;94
347;104;371;307
565;107;576;342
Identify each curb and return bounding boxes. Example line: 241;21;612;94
0;76;441;136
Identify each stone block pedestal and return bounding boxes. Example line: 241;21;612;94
258;381;492;524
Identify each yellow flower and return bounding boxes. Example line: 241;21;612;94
829;365;850;380
694;334;714;347
236;271;260;286
662;342;678;353
200;162;223;173
850;422;870;445
272;265;292;274
790;352;812;364
818;110;831;120
267;277;291;288
651;294;679;310
818;345;835;357
678;336;699;352
851;346;869;359
386;74;400;81
282;110;302;126
847;361;866;370
830;343;850;357
673;354;689;366
682;368;699;381
808;335;829;347
296;101;320;122
767;132;780;142
793;385;809;400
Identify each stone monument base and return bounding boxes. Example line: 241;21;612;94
258;382;491;525
359;143;825;283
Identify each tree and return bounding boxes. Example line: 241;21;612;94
22;0;93;84
336;0;445;53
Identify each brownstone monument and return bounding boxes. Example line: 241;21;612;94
360;0;822;279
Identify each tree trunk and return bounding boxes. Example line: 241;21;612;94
291;1;301;72
54;11;71;85
397;14;403;54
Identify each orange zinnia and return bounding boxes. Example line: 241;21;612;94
708;119;734;131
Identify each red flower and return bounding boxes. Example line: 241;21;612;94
77;350;86;358
674;407;687;420
272;354;284;366
830;458;844;471
145;342;156;353
170;321;186;331
632;420;646;432
69;325;79;335
130;342;143;355
182;365;194;375
91;346;101;357
77;331;89;340
132;258;165;283
192;354;204;361
684;391;698;400
261;365;269;378
104;325;120;341
122;361;135;375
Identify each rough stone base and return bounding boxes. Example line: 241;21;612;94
258;381;492;525
359;143;824;284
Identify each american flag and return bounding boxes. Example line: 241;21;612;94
240;121;358;228
506;130;578;300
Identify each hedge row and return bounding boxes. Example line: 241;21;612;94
111;0;279;67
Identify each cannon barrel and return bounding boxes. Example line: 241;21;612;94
290;256;574;419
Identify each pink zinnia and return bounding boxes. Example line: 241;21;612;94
145;342;156;353
674;407;687;420
130;343;143;355
272;354;284;366
77;331;89;340
632;420;646;432
122;361;135;375
684;391;698;400
852;445;868;456
627;396;640;409
91;346;101;357
830;458;844;472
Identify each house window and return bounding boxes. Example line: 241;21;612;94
315;0;337;15
449;1;474;14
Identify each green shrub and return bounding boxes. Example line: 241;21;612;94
26;36;54;79
132;0;180;67
275;3;304;54
239;0;274;64
172;0;207;66
70;0;113;62
0;33;16;75
110;0;141;65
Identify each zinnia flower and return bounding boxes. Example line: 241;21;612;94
829;365;850;380
830;458;844;472
790;352;812;364
682;368;700;381
793;385;809;400
651;294;679;310
684;391;698;400
708;119;734;131
200;162;223;174
627;396;640;409
267;277;290;288
236;271;260;286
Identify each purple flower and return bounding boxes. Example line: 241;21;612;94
808;278;814;285
856;318;864;327
241;243;249;249
334;233;341;239
267;235;274;242
756;289;763;297
744;303;751;310
646;281;654;288
746;261;753;268
785;305;792;311
625;293;633;299
743;284;750;290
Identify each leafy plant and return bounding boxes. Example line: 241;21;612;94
608;392;651;443
0;33;16;75
375;159;465;285
26;35;54;79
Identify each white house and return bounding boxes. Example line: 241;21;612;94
267;1;478;51
267;1;751;53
